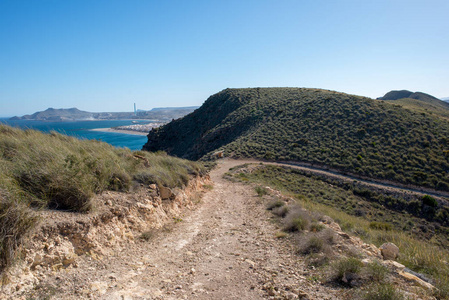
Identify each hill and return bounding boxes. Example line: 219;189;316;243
378;90;441;102
143;88;449;191
11;107;93;121
377;90;449;121
10;106;198;121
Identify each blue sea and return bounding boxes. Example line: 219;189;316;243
0;119;148;150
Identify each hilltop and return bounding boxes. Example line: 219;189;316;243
10;106;198;121
377;90;449;120
143;88;449;191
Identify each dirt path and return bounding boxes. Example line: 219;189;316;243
28;158;339;300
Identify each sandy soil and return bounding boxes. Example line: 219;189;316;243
90;128;149;136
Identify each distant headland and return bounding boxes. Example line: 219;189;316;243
10;106;199;122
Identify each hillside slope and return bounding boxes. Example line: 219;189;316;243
378;90;449;120
143;88;449;191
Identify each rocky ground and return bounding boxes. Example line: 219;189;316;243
1;159;436;299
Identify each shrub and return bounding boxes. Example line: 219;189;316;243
266;199;285;210
364;261;389;282
139;230;156;241
301;236;324;255
310;222;325;232
422;195;438;207
369;222;393;231
272;205;289;218
331;257;363;286
255;186;268;197
284;214;309;232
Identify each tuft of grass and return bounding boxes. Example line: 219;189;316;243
272;205;289;218
362;283;404;300
283;215;308;232
139;230;156;241
310;222;325;232
255;186;268;197
266;199;285;210
331;257;363;286
283;207;310;232
0;190;39;273
364;261;389;283
369;221;393;231
301;236;324;255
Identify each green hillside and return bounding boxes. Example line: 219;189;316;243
143;88;449;191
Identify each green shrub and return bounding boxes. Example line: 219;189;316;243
364;261;389;282
310;222;325;232
369;222;393;231
422;195;438;207
284;215;308;232
255;186;268;197
301;236;324;255
331;257;363;286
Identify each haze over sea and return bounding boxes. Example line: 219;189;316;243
0;119;148;150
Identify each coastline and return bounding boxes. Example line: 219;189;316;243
90;128;148;136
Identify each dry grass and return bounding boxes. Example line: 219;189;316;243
0;125;206;273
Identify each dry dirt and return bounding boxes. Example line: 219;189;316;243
16;159;342;300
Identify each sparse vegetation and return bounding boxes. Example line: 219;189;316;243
228;163;449;297
144;87;449;191
362;283;405;300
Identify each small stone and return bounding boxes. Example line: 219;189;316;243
380;242;399;260
245;259;255;268
159;186;173;200
190;268;196;274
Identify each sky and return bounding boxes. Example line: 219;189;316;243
0;0;448;117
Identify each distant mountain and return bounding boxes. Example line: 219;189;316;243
377;90;449;120
441;97;449;102
378;90;442;103
10;108;93;121
143;87;449;191
10;106;198;121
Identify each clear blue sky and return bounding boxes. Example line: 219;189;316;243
1;0;448;117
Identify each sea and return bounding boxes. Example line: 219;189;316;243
0;118;149;150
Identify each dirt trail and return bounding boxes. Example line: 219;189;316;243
27;158;339;300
